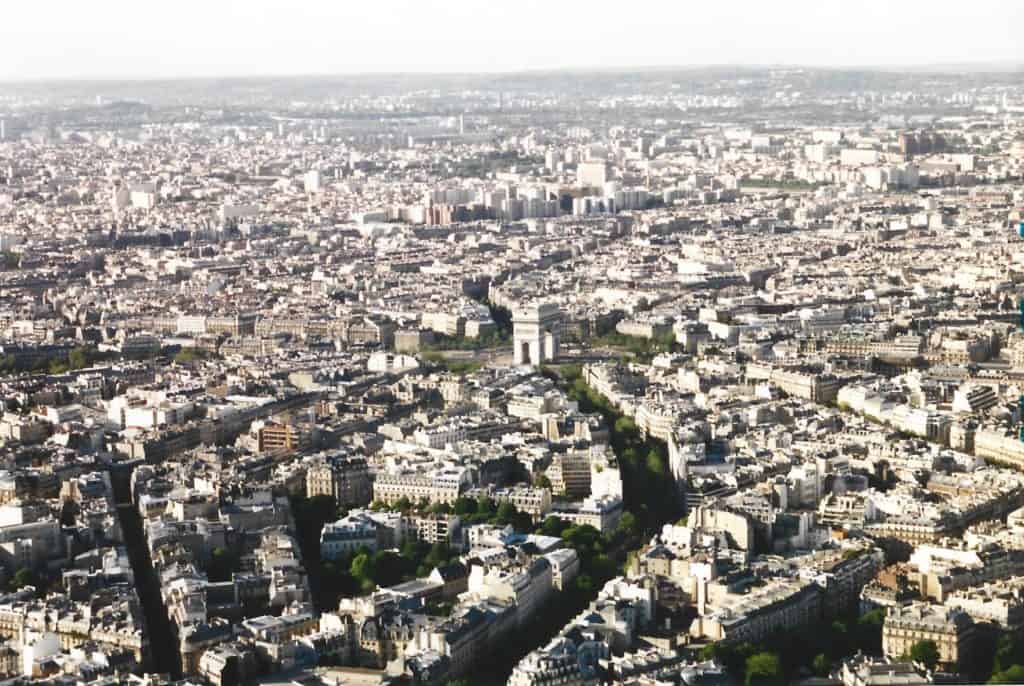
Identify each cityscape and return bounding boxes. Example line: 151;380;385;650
4;6;1024;686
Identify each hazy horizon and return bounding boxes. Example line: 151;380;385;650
3;0;1023;82
1;60;1023;86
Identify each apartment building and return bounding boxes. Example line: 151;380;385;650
305;456;372;508
883;603;976;668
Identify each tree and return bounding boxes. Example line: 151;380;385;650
534;474;552;489
613;416;638;436
427;501;452;515
208;547;236;582
908;640;940;671
813;653;831;678
350;552;377;588
68;347;90;370
539;516;569;538
616;511;639;539
828;620;852;659
990;664;1024;684
855;608;885;655
993;634;1024;674
476;496;496;518
453;497;477;516
561;524;601;552
745;652;783;686
174;347;203;364
424;543;451;570
646;449;665;476
371;551;406;587
700;642;755;678
495;502;518;525
590;553;616;581
10;568;36;590
571;574;596;600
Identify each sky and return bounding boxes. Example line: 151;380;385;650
1;0;1022;81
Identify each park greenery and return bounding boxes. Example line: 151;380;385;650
422;328;510;352
696;615;1024;684
588;330;677;363
984;633;1024;684
699;609;886;685
556;364;682;535
173;347;215;364
369;494;535;532
0;345;105;377
420;351;483;376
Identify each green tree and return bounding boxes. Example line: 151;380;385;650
590;553;616;581
561;524;601;552
495;501;518;525
424;543;451;570
993;634;1024;674
174;347;202;364
68;347;90;370
350;552;377;589
855;608;886;654
10;568;36;590
908;640;940;671
990;665;1024;684
614;416;638;435
208;546;238;582
745;652;783;686
539;516;569;537
827;620;852;658
572;574;595;598
646;449;665;476
476;496;496;518
616;511;639;539
371;551;406;587
813;653;831;677
453;497;477;516
700;643;756;678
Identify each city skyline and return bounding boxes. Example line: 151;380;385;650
4;6;1024;685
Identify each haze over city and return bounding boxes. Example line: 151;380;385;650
2;0;1023;80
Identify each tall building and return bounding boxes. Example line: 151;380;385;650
577;161;610;188
303;170;322;193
